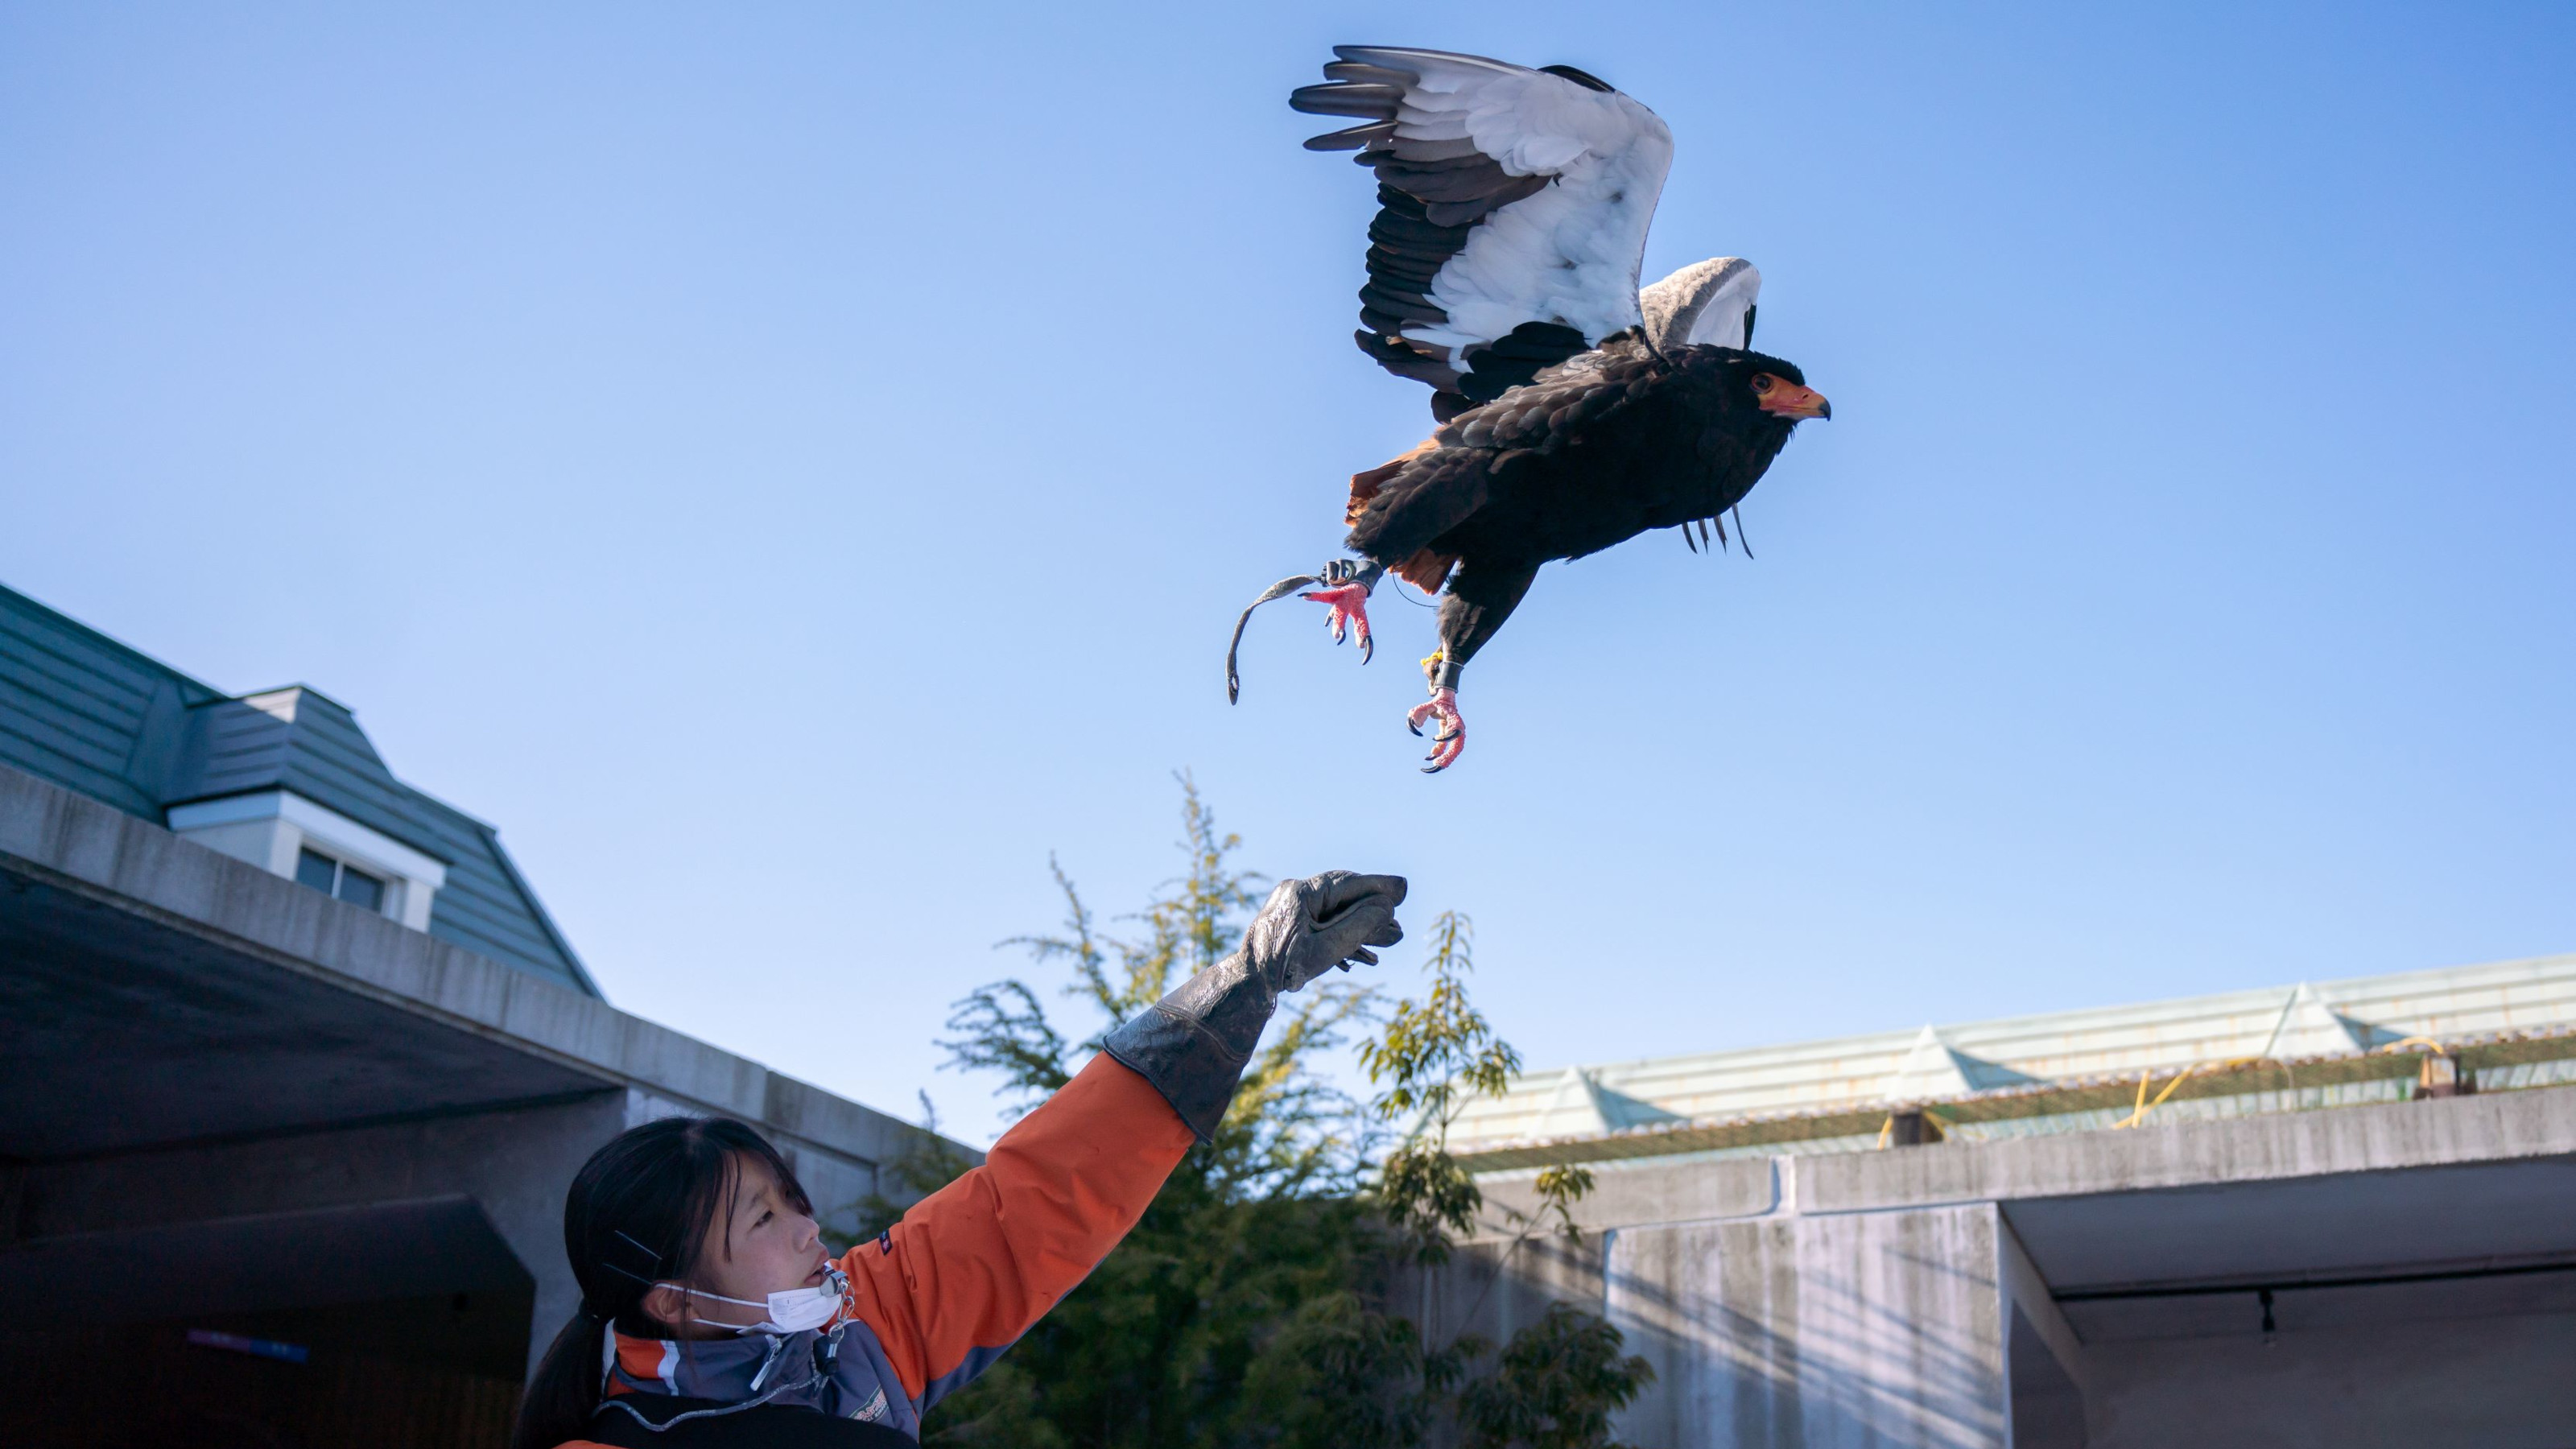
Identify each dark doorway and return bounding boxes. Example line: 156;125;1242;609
1;1288;534;1448
0;1197;535;1447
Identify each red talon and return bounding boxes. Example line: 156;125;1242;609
1298;583;1374;663
1406;687;1465;773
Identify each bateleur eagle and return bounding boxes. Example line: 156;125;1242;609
1225;46;1831;772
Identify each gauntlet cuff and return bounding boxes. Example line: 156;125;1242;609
1100;952;1275;1144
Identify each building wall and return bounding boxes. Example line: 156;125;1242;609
2;760;971;1447
1430;1088;2576;1448
1608;1205;2007;1449
12;1092;636;1379
1411;1164;2014;1449
2084;1311;2576;1449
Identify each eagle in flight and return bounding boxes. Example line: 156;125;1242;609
1226;46;1831;772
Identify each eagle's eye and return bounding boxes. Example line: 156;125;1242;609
1749;374;1774;395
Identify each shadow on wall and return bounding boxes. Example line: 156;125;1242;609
1397;1203;2008;1449
1604;1205;2007;1449
1396;1230;1614;1356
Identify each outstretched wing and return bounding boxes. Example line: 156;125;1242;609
1293;47;1674;419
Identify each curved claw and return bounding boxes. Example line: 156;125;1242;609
1298;582;1375;666
1405;688;1464;773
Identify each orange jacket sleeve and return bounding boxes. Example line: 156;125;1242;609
834;1054;1195;1411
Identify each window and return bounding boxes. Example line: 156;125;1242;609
171;791;443;931
295;847;387;911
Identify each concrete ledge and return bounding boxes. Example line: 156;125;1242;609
0;763;967;1174
1477;1154;1779;1235
1801;1087;2576;1213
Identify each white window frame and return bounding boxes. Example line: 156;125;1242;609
166;790;448;931
295;844;392;911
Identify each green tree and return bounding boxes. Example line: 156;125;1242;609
880;774;1651;1447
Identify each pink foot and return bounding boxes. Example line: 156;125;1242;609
1406;687;1465;773
1298;582;1374;663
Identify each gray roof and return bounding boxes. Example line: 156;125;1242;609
0;581;597;997
1447;951;2576;1162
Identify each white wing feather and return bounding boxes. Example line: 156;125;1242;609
1335;47;1674;358
1640;256;1764;352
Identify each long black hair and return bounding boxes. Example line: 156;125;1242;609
509;1116;816;1449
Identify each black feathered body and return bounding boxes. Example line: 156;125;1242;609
1346;337;1805;580
1253;47;1825;739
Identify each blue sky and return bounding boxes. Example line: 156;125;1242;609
6;2;2571;1144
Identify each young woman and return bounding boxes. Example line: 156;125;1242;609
510;869;1406;1449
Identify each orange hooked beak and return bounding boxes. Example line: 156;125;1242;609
1753;374;1832;421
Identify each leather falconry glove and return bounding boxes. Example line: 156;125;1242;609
1102;870;1406;1142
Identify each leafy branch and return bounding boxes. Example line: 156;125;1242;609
901;776;1648;1447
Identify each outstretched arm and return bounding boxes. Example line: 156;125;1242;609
832;1053;1191;1421
832;871;1408;1424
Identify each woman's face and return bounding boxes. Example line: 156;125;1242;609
655;1154;832;1332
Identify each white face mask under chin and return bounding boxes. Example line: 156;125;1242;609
658;1266;848;1335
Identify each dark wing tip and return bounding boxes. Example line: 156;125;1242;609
1290;82;1403;118
1304;121;1396;151
1535;64;1615;93
1322;60;1412;85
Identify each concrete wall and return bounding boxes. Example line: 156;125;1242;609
1608;1205;2006;1449
1411;1162;2013;1449
7;1086;916;1381
0;762;971;1399
2086;1312;2576;1449
1437;1087;2576;1448
0;762;952;1176
13;1093;632;1375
